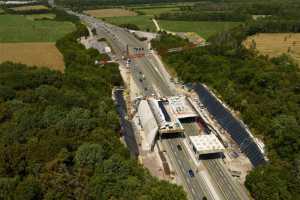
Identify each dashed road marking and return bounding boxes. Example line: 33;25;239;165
191;187;196;195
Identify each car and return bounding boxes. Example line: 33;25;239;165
188;169;195;178
177;144;182;151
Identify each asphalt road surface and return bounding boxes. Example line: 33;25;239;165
73;12;249;200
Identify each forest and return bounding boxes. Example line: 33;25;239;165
151;32;190;54
0;11;187;200
158;0;300;22
152;15;300;200
55;0;199;9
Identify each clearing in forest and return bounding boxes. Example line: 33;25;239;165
244;33;300;65
84;8;137;18
0;43;65;72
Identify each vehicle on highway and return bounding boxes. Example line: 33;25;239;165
188;169;195;178
177;144;182;151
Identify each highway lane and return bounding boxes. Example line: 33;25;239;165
75;13;248;200
83;17;156;96
107;25;174;96
162;138;209;200
80;14;174;97
203;159;250;200
183;122;250;200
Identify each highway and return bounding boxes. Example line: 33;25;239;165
203;159;249;200
183;122;250;200
73;12;249;200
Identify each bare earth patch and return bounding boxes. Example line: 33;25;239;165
0;43;65;72
84;8;137;18
244;33;300;65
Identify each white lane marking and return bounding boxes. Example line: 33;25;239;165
179;160;183;165
191;187;196;195
154;66;160;73
178;161;182;168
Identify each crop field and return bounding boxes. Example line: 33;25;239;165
159;20;241;39
244;33;300;65
84;8;137;18
135;7;180;15
0;14;75;42
0;43;65;72
105;15;156;32
11;5;49;11
130;2;195;9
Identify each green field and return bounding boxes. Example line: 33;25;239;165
25;13;56;20
0;14;75;42
105;15;156;32
159;20;242;39
135;7;180;15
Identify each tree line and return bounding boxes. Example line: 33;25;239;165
0;10;187;200
55;0;202;10
158;0;300;22
152;16;300;200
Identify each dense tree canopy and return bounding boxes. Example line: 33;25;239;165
158;0;300;22
151;32;190;54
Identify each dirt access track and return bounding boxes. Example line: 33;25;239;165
0;42;65;72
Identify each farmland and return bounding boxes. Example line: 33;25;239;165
101;4;241;37
84;8;137;18
158;20;241;39
244;33;300;65
0;14;75;42
0;42;65;72
135;7;180;15
105;15;156;32
11;5;49;11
